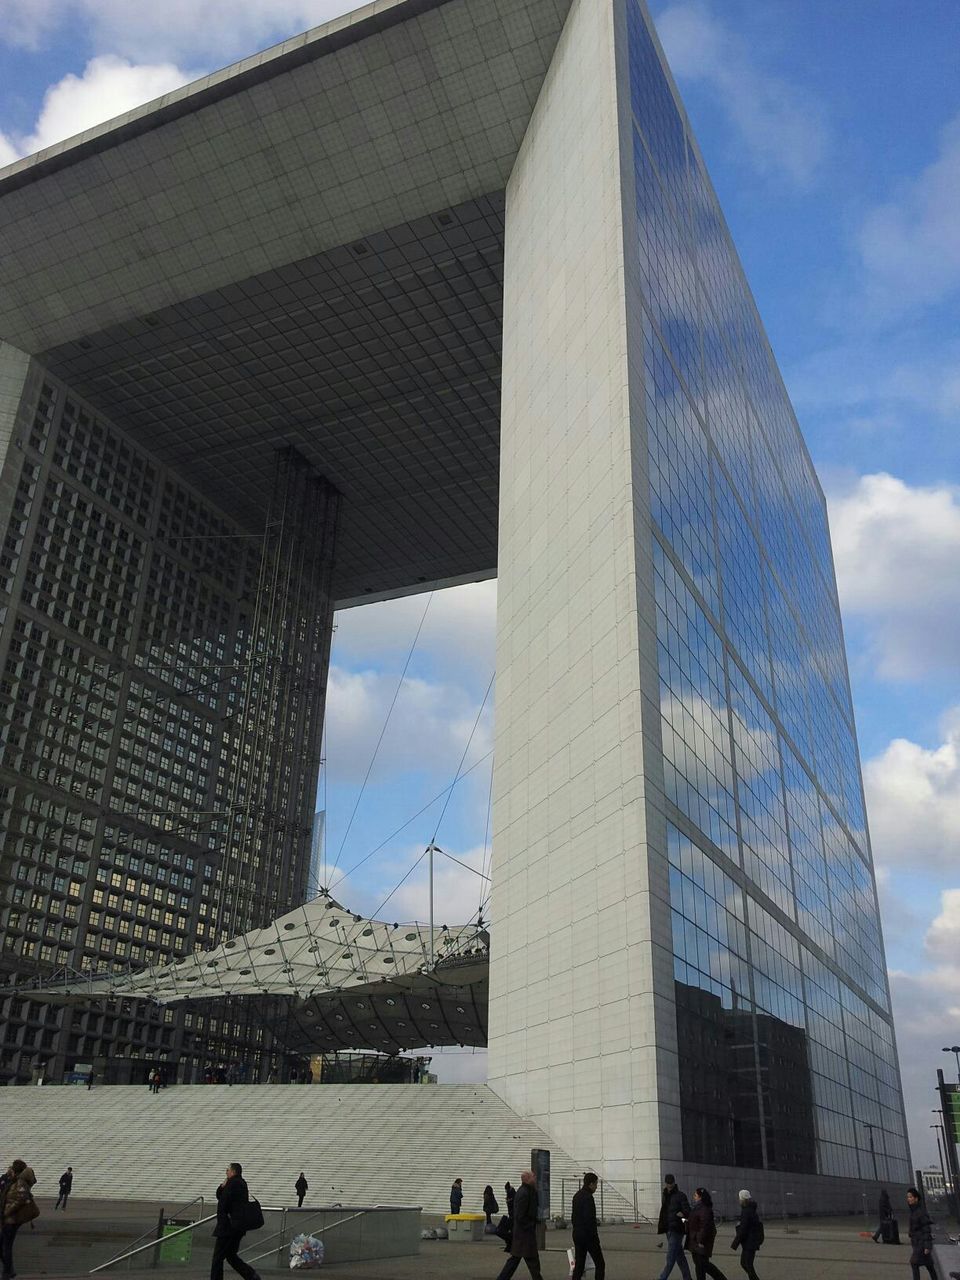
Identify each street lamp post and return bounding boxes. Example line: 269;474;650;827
943;1046;960;1082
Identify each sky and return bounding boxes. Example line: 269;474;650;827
1;0;958;1169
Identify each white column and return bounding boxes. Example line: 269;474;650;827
488;0;667;1191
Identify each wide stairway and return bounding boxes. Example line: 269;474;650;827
5;1084;636;1216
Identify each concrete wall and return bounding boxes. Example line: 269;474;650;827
489;0;663;1186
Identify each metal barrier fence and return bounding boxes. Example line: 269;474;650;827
558;1178;657;1224
89;1203;422;1273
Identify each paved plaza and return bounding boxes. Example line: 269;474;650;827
12;1195;955;1280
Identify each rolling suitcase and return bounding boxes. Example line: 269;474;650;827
881;1217;899;1245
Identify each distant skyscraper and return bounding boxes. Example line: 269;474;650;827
310;810;325;892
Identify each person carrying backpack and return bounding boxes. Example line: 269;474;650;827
212;1163;262;1280
731;1191;763;1280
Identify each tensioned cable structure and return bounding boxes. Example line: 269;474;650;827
321;747;494;898
325;590;434;883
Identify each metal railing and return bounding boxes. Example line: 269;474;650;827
90;1212;216;1273
88;1202;422;1273
246;1207;375;1265
558;1178;655;1225
90;1195;206;1273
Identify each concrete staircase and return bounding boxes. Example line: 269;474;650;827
4;1084;636;1217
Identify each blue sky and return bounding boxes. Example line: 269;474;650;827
1;0;958;1164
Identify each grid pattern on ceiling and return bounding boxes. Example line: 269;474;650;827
40;195;505;601
277;978;489;1054
0;0;572;355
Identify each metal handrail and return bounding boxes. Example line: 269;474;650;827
246;1208;372;1265
95;1195;206;1270
88;1202;420;1274
89;1213;217;1273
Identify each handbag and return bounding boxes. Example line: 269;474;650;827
494;1215;512;1242
14;1196;40;1225
243;1198;264;1231
567;1246;595;1275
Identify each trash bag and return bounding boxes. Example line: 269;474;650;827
289;1233;325;1268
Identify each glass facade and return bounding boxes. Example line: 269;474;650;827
0;370;336;1084
627;0;909;1181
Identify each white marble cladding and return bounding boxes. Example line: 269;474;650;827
488;0;662;1186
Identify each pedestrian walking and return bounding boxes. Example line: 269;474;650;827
483;1185;499;1226
570;1172;605;1280
657;1173;692;1280
500;1181;517;1253
212;1163;261;1280
1;1160;39;1280
686;1188;728;1280
730;1190;763;1280
86;1071;94;1090
54;1167;73;1211
495;1170;541;1279
295;1173;308;1208
450;1178;463;1214
906;1187;936;1280
873;1187;897;1243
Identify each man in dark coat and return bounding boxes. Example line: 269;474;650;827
450;1178;463;1214
872;1187;894;1243
730;1191;763;1280
54;1167;73;1210
212;1163;261;1280
501;1181;517;1253
906;1187;936;1280
570;1172;605;1280
657;1174;692;1280
294;1173;307;1208
495;1170;541;1279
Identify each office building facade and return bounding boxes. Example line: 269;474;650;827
487;0;909;1202
0;0;907;1203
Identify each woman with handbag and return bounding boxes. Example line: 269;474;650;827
1;1159;39;1280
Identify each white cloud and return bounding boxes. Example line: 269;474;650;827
654;1;827;186
324;665;493;786
0;0;61;49
857;111;960;318
388;842;490;926
333;580;496;677
0;0;357;64
926;887;960;961
789;339;960;428
888;891;960;1168
828;472;960;679
0;56;198;166
864;711;960;877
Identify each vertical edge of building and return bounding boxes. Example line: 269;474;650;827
489;0;665;1188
